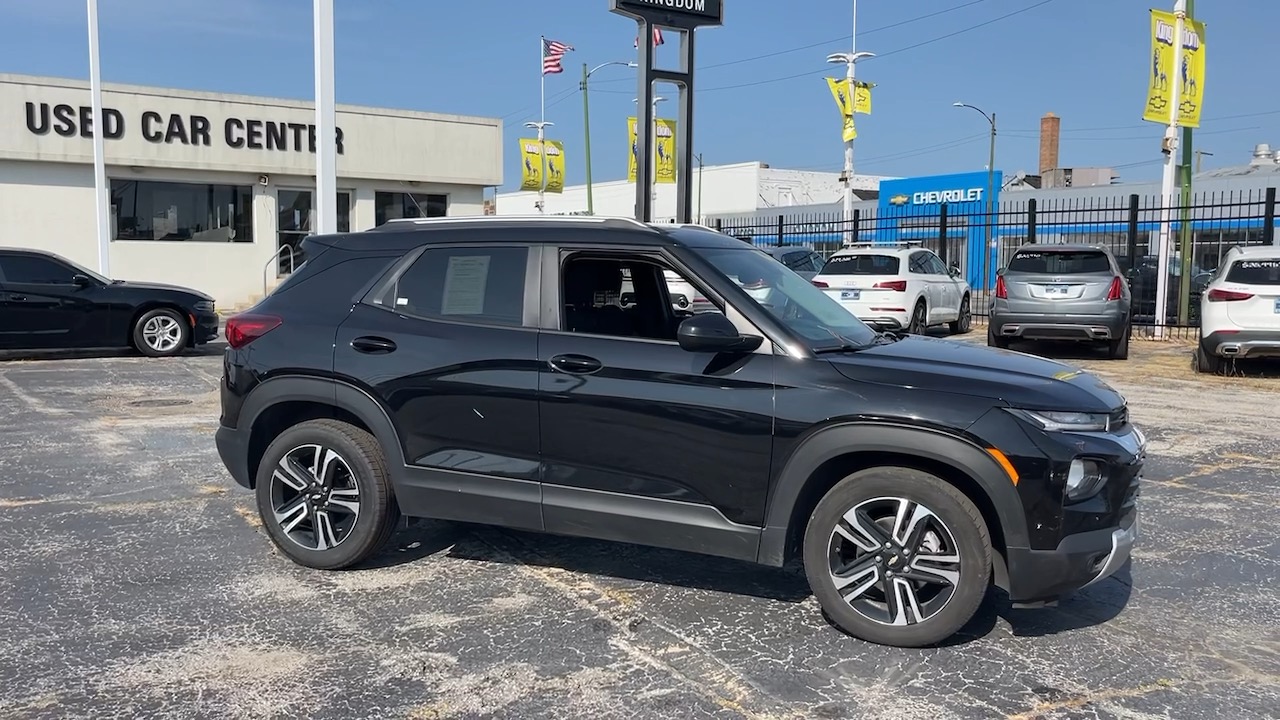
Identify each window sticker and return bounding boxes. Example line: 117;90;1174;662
440;255;490;315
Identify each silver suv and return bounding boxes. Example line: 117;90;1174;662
989;244;1132;360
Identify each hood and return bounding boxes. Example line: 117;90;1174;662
110;280;213;301
826;335;1124;412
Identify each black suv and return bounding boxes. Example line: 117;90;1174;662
215;217;1144;647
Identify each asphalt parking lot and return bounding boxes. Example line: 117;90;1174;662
1;337;1278;720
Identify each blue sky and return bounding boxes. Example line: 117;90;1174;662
2;0;1276;194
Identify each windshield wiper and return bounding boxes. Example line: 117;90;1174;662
813;343;866;354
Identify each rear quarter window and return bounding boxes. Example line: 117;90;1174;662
1225;258;1280;285
1007;251;1111;274
821;254;900;275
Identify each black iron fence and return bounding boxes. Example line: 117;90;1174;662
712;188;1279;334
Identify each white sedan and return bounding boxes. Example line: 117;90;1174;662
812;244;972;335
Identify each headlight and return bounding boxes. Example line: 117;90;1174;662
194;300;215;312
1008;408;1109;432
1065;458;1107;501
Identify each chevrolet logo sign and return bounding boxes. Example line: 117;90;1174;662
888;194;910;206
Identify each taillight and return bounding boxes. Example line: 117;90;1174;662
1106;276;1123;302
994;276;1008;299
225;313;282;349
1207;289;1254;302
811;280;829;288
873;280;907;292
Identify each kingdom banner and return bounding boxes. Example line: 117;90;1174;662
544;139;565;194
825;77;856;141
1144;8;1206;127
518;138;543;192
627;117;676;184
853;80;873;115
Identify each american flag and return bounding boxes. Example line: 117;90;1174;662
635;27;665;48
542;38;572;75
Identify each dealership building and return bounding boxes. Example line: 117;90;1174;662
0;74;502;308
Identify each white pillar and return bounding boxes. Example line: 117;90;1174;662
313;0;337;235
1153;0;1187;339
86;0;111;275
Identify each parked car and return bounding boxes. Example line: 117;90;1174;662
215;216;1143;648
1116;253;1212;324
762;245;826;282
989;244;1132;359
0;247;219;357
1194;245;1280;373
811;243;972;335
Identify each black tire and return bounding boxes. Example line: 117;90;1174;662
132;307;189;358
254;419;400;570
907;301;928;335
949;295;972;335
987;324;1010;350
1194;342;1221;374
1107;325;1130;360
802;467;992;647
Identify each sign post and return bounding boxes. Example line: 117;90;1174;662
610;0;722;224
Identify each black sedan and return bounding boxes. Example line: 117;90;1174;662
0;247;219;357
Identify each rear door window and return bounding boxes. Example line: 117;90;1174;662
1225;258;1280;285
822;254;900;275
367;246;529;327
1008;250;1111;274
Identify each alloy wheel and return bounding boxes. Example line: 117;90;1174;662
827;496;961;626
909;305;927;334
269;444;361;551
958;299;971;332
142;315;184;353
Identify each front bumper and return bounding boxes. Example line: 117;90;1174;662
1005;509;1138;603
1202;329;1280;359
990;310;1127;341
192;310;220;344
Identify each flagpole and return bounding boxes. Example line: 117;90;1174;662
538;36;547;214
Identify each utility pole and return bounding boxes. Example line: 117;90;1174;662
695;152;704;223
582;61;636;216
1175;0;1196;325
953;102;997;294
1154;0;1188;338
825;0;874;244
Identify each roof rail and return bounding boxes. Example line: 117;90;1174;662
841;239;923;248
383;214;651;229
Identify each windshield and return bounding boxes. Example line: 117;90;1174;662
821;253;899;275
1007;250;1111;274
692;246;878;351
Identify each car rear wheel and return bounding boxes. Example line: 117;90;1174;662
1194;342;1222;374
1107;325;1130;360
907;301;928;335
949;295;972;335
255;419;400;570
132;308;189;358
986;324;1010;350
802;467;991;647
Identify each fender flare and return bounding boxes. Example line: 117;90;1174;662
757;422;1028;566
238;375;407;480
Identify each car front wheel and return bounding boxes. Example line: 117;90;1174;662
133;308;189;357
254;419;400;570
803;467;991;647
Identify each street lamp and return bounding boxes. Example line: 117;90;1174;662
953;101;997;294
582;61;637;216
634;96;667;215
523;120;554;213
826;50;875;243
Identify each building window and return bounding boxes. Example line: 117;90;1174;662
276;190;351;275
368;246;527;327
375;192;447;225
111;180;253;242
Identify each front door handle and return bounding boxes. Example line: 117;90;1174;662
351;336;397;354
548;354;602;375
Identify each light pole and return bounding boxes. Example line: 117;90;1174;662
634;96;667;216
86;0;110;274
954;102;997;294
826;0;875;244
523;120;554;213
695;152;704;224
313;0;337;235
582;61;637;215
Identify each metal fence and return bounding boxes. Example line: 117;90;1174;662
712;188;1279;336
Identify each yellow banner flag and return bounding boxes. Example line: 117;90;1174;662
1144;9;1206;127
853;80;873;115
627;116;677;183
544;140;565;193
518;138;543;192
826;77;851;116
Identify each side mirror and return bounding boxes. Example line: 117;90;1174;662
72;274;93;288
995;266;1006;276
948;264;962;278
677;312;763;354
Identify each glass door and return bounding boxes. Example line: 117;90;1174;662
276;190;351;276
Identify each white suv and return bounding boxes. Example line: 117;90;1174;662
812;244;973;334
1195;245;1280;373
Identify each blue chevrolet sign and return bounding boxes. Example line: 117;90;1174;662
876;171;1003;289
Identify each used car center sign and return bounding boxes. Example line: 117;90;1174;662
612;0;723;25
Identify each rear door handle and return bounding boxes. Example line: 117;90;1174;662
351;336;397;354
548;354;602;375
